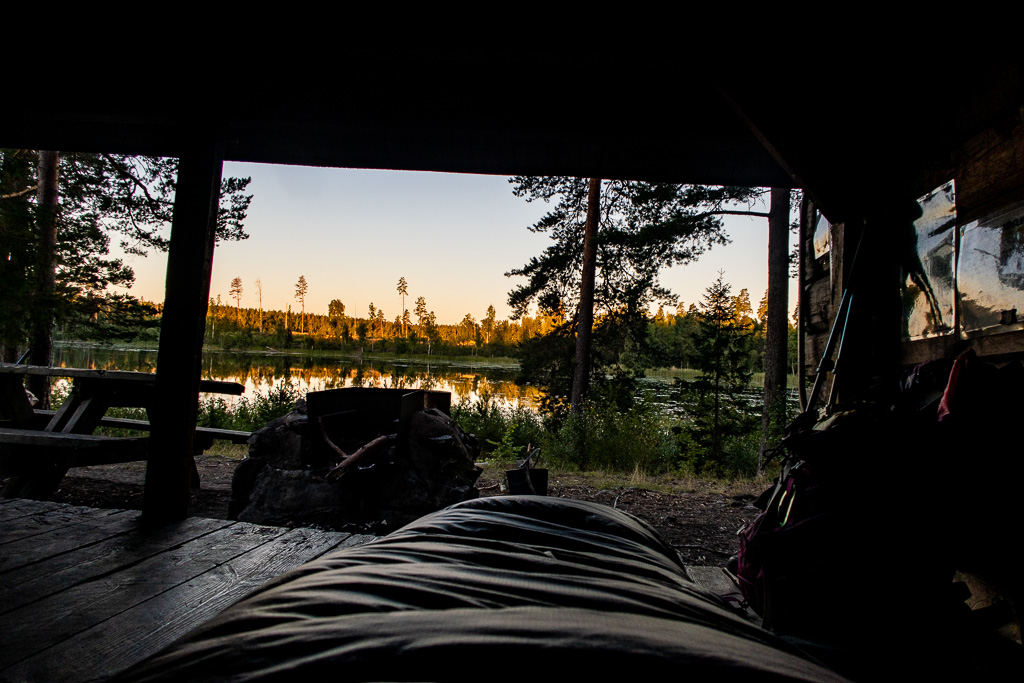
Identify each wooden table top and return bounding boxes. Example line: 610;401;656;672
0;365;243;395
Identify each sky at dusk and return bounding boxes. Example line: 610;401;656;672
112;162;798;325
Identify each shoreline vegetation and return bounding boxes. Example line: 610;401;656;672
55;338;797;479
53;340;799;388
55;338;523;370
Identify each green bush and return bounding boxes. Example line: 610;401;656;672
197;381;302;432
55;377;300;437
197;397;234;429
673;410;760;478
451;397;544;465
540;400;676;473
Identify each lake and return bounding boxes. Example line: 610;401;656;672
52;345;543;410
50;345;793;418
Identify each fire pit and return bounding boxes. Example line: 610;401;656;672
230;388;480;533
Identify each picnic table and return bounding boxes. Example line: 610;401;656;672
0;364;245;498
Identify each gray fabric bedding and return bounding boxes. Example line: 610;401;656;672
121;496;847;681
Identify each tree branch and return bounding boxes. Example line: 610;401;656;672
710;209;770;218
1;185;38;200
102;153;164;213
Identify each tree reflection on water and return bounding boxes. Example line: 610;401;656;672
52;346;543;410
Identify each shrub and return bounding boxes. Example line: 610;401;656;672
197;381;302;432
197;397;234;429
451;397;544;465
540;400;676;473
672;405;761;478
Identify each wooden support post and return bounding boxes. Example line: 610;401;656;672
759;188;791;471
143;144;223;524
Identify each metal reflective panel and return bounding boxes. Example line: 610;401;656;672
902;182;956;340
958;199;1024;336
813;212;830;258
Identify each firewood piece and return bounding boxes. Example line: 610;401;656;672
317;417;348;459
326;435;390;481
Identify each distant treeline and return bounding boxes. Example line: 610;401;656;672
60;292;797;375
202;302;561;357
644;301;800;376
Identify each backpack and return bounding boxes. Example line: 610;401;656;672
735;402;923;639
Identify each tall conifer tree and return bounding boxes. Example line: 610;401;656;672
507;176;761;409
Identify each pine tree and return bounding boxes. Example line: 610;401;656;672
396;277;408;335
507;176;761;411
2;149;250;407
760;188;794;470
423;311;439;355
460;314;477;345
295;275;308;333
328;299;345;319
230;277;243;323
0;149;251;359
481;304;496;344
676;271;757;474
255;278;264;333
732;288;755;330
414;296;428;335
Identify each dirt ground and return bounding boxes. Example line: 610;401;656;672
46;453;768;568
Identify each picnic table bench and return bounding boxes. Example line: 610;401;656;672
28;410;253;451
0;364;247;499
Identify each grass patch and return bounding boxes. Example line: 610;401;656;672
480;465;768;495
203;442;249;459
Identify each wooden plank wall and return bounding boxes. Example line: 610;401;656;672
802;110;1024;379
799;201;842;404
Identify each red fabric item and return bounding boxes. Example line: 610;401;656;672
936;351;971;422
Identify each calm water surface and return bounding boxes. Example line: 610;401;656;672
51;345;786;419
52;345;544;410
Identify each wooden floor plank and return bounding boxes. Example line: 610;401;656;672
0;502;123;547
0;521;291;670
0;497;71;517
0;516;234;614
6;525;352;681
685;565;740;593
336;533;377;550
0;509;139;574
685;565;760;624
4;503;768;682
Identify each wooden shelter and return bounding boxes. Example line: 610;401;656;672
2;59;1022;523
3;56;1024;679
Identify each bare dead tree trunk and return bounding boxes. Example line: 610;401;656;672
759;187;791;471
570;178;601;415
256;278;263;334
27;151;59;409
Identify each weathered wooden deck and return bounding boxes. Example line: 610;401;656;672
1;497;756;681
0;497;374;682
